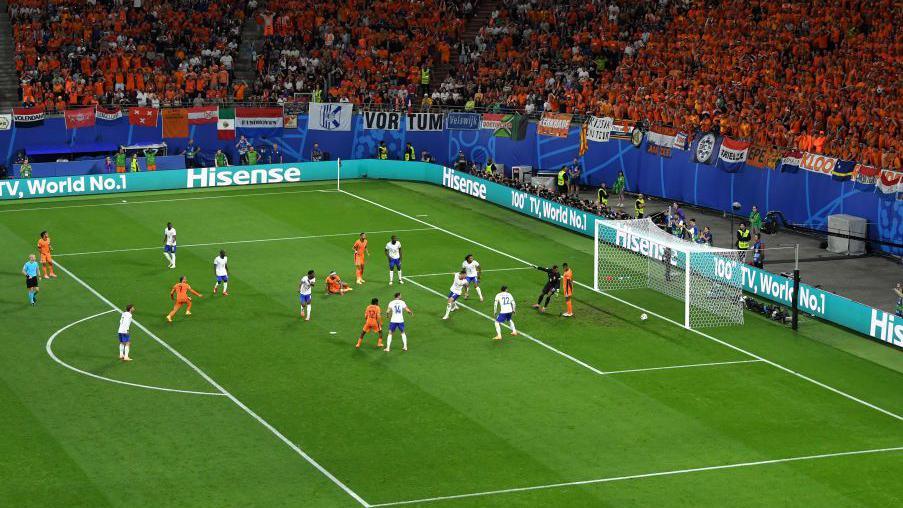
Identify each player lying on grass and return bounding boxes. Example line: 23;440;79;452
356;298;384;349
325;271;353;295
38;231;56;278
167;276;202;322
461;254;483;301
385;235;404;285
385;292;413;352
299;270;315;320
353;232;369;284
118;304;134;361
492;286;518;340
532;265;561;313
442;270;468;320
212;250;229;296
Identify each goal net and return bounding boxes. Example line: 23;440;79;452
593;218;745;329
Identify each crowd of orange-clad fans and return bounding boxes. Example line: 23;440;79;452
11;0;246;109
8;0;901;169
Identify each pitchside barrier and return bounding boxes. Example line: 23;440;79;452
1;160;900;349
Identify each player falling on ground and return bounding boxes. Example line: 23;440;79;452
353;233;369;284
442;270;468;320
532;265;561;313
298;270;316;320
163;222;177;269
385;292;413;352
37;231;57;278
118;304;135;361
356;298;384;349
166;276;202;322
385;235;404;285
325;271;353;295
492;285;518;340
561;263;574;317
212;250;229;296
22;254;40;305
461;254;483;301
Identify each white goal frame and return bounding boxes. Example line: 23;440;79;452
593;218;745;329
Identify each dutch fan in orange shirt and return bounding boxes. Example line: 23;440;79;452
37;230;56;278
352;233;369;284
356;298;384;349
166;276;203;322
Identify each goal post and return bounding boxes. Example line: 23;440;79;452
593;218;745;329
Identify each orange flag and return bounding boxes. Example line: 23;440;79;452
162;108;189;138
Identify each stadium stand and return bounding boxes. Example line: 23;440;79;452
9;0;246;109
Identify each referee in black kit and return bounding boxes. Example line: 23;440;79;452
532;265;561;313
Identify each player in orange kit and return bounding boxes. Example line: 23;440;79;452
561;263;574;317
37;231;56;278
166;276;203;322
325;271;353;295
352;233;369;284
355;297;384;348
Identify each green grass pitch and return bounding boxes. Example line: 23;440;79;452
1;179;901;507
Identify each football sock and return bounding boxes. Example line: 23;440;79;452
119;344;125;357
389;271;394;283
398;271;403;282
476;287;483;300
124;344;130;358
567;301;573;314
537;294;544;305
222;282;228;293
510;320;517;333
355;337;362;347
305;304;311;319
543;295;552;307
494;322;502;336
28;292;33;304
163;252;171;264
171;254;176;266
401;333;407;349
443;303;453;318
386;334;392;349
42;266;47;277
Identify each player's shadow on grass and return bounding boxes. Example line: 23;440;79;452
570;296;692;347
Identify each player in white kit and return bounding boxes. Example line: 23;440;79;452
385;235;404;285
299;270;315;321
461;254;483;301
492;286;518;340
384;292;413;351
213;250;229;296
163;222;177;268
442;270;468;320
117;304;135;361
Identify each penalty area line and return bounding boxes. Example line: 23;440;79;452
369;445;903;506
339;188;903;423
46;309;225;396
53;260;372;507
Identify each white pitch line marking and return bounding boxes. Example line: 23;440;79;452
54;260;371;507
55;227;437;257
0;187;338;213
403;267;533;279
369;446;903;506
601;359;763;375
401;277;605;376
340;188;903;422
46;309;224;396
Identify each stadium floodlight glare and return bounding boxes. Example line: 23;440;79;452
594;218;745;329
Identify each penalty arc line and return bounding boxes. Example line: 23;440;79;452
369;445;903;506
53;260;372;507
54;227;437;257
46;309;225;396
339;188;903;422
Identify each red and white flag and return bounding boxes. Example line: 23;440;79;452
129;106;159;127
95;106;123;122
64;108;96;129
877;169;903;194
235;107;284;128
188;105;218;125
